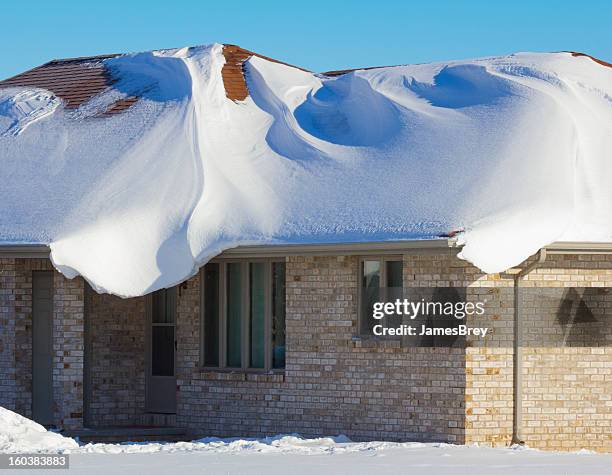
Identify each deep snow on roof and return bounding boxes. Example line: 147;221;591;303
0;44;307;107
0;44;611;296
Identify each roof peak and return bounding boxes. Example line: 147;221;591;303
1;46;609;113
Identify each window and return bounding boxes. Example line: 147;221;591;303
249;263;265;368
226;263;243;367
202;263;220;366
271;262;286;369
200;260;286;370
359;257;403;335
151;287;176;376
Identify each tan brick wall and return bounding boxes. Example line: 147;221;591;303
402;253;516;446
404;253;611;451
518;255;612;452
16;259;54;419
85;290;146;426
521;347;610;451
1;252;610;450
0;258;84;429
176;256;465;442
52;270;85;429
462;254;612;451
0;258;55;419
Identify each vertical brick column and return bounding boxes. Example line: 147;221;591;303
175;273;201;426
86;291;146;427
0;258;17;410
53;272;85;429
13;258;39;418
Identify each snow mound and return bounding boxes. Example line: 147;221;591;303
77;434;428;455
0;88;61;136
0;407;78;453
0;45;611;296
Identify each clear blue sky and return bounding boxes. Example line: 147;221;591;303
0;0;610;80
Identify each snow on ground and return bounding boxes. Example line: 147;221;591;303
58;445;612;475
4;434;612;474
0;407;78;453
1;409;610;474
1;44;611;296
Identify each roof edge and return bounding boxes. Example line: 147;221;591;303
214;239;455;258
543;241;612;253
0;240;454;259
4;240;612;260
0;244;50;258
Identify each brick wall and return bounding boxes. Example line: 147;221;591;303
0;252;610;450
0;258;16;411
517;255;612;451
403;253;611;451
16;259;54;419
407;252;612;451
176;256;465;442
0;258;84;429
0;258;56;419
85;290;146;427
52;269;85;429
174;252;610;450
402;253;517;446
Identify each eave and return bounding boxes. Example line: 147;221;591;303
3;240;612;261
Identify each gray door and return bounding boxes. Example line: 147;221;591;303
32;271;54;426
146;288;177;414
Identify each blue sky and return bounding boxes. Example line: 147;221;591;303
0;0;610;79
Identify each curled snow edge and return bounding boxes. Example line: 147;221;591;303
1;44;611;296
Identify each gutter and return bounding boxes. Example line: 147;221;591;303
0;244;50;258
0;240;455;260
544;241;612;254
215;239;455;258
4;240;612;259
511;248;547;445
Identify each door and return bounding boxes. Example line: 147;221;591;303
32;271;54;426
146;288;177;414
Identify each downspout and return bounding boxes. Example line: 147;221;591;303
511;248;547;445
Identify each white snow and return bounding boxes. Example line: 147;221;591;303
0;88;61;136
59;448;612;475
1;420;612;475
0;407;78;453
1;409;610;474
1;45;611;296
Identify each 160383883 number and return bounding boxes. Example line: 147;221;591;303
0;454;69;470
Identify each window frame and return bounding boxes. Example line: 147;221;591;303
199;258;285;372
357;256;404;337
149;287;177;377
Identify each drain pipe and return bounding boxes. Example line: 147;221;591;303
511;248;547;446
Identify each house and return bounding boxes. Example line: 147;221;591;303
0;45;610;451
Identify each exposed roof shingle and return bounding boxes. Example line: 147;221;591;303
0;45;306;111
0;55;118;110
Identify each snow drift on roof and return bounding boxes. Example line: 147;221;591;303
0;44;611;296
